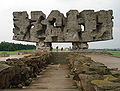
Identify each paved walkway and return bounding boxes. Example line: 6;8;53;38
2;64;79;91
86;54;120;70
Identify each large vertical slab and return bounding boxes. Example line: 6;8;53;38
13;10;113;50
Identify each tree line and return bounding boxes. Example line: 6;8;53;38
90;48;120;51
0;42;36;51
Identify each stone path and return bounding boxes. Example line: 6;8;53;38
2;64;79;91
86;54;120;70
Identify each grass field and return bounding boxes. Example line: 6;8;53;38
0;50;35;55
0;48;66;55
1;49;120;57
107;51;120;57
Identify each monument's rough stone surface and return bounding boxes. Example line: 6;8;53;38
13;10;113;50
0;52;51;89
66;53;120;91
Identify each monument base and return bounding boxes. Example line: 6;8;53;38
36;42;52;51
72;42;88;50
36;42;88;51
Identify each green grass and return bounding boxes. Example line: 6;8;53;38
0;50;35;55
107;51;120;57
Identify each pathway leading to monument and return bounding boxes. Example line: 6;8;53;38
86;54;120;70
1;64;79;91
1;52;120;91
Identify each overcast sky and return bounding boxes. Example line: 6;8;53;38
0;0;120;49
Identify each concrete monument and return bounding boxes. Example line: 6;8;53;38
13;10;113;50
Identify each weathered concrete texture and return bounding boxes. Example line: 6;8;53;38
1;64;79;91
28;64;79;91
0;52;51;89
0;63;12;88
13;10;113;50
72;42;88;49
66;53;120;91
1;52;120;91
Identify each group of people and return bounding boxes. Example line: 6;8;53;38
56;46;63;51
50;46;63;52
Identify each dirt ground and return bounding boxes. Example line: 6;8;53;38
85;54;120;70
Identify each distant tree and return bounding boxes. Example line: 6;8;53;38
0;42;36;51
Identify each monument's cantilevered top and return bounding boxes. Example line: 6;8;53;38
13;10;113;50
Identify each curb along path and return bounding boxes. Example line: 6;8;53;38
2;64;79;91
